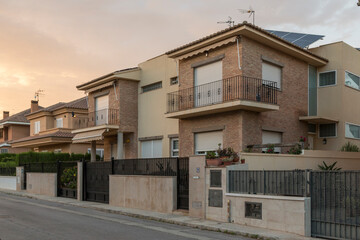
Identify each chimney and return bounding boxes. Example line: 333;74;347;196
31;100;39;113
3;111;9;119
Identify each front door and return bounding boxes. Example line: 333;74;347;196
194;61;223;107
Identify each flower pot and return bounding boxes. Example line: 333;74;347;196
206;158;222;167
240;159;245;164
223;161;233;166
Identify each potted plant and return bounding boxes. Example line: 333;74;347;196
206;151;222;166
299;136;306;149
240;158;245;164
217;145;239;166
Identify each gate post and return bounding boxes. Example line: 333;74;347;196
78;159;85;201
56;161;60;197
16;166;25;191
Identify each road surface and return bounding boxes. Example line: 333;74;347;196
0;192;251;240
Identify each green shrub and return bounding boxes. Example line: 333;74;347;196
0;161;17;168
16;152;88;165
60;166;77;189
287;144;302;155
0;153;16;162
340;142;360;152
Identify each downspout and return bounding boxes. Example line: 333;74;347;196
236;36;242;70
113;81;118;101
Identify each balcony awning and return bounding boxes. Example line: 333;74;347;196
72;129;106;143
299;116;339;124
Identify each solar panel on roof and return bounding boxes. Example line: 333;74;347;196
266;30;324;48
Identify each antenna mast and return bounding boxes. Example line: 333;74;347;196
34;89;45;102
238;7;255;25
217;16;235;28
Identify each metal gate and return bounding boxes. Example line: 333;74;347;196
84;161;111;203
311;171;360;239
57;161;78;199
177;157;189;210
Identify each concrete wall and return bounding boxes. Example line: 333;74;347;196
205;166;311;236
26;173;57;197
0;176;16;190
241;150;360;170
109;175;176;213
138;55;179;157
189;156;206;218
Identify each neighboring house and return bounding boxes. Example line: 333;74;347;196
12;97;103;155
72;59;179;161
165;23;328;156
299;41;360;150
0;103;44;153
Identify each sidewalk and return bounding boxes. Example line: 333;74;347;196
0;188;316;240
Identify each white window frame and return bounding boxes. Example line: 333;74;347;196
1;148;8;153
170;138;179;157
34;121;40;134
344;70;360;90
319;123;337;138
141;140;162;158
87;148;104;158
56;118;63;128
318;70;337;88
345;122;360;140
54;149;62;153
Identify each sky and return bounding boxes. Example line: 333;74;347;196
0;0;359;115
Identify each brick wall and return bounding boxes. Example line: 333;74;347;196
178;36;308;156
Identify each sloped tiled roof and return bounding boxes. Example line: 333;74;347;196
165;22;328;62
11;130;75;144
76;67;139;89
27;97;88;116
0;107;43;124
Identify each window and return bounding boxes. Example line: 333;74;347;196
0;129;3;138
87;148;104;158
308;124;316;134
56;118;63;128
262;131;282;153
345;71;360;90
194;61;223;107
34;121;40;134
345;123;360;139
170;138;179;157
319;71;336;87
319;123;336;138
262;62;282;89
194;131;223;155
1;149;8;153
142;82;162;93
54;149;62;153
141;140;162;158
95;95;109;125
170;77;178;85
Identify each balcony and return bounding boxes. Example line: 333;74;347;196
166;75;279;119
73;108;120;130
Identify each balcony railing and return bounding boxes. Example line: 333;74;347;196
167;75;278;113
73;108;120;129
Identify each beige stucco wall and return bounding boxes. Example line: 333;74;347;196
137;55;179;157
26;173;57;197
109;175;176;213
309;42;360;151
241;150;360;170
205;167;311;236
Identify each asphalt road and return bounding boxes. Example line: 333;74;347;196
0;193;251;240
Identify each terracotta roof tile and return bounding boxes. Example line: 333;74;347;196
11;130;75;144
27;97;88;116
0;107;44;124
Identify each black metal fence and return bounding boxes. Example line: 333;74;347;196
23;162;58;173
167;75;278;113
113;158;177;176
0;167;16;176
228;170;308;197
311;171;360;239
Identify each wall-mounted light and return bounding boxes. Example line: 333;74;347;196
71;112;76;118
64;115;66;118
323;138;327;145
125;139;130;143
205;51;209;57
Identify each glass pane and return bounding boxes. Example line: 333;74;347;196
319;71;336;86
319;124;336;137
172;139;179;150
345;72;360;89
345;124;360;139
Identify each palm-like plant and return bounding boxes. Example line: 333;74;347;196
318;161;342;171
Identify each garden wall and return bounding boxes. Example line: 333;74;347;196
0;176;16;190
241;150;360;170
26;173;57;197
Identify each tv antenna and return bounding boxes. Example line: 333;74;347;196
34;89;45;102
217;16;235;28
238;7;255;25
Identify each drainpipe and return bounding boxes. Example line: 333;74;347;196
236;36;242;70
113;82;118;101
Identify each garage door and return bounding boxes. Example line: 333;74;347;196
195;131;223;155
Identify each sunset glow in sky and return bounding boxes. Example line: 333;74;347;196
1;0;359;114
